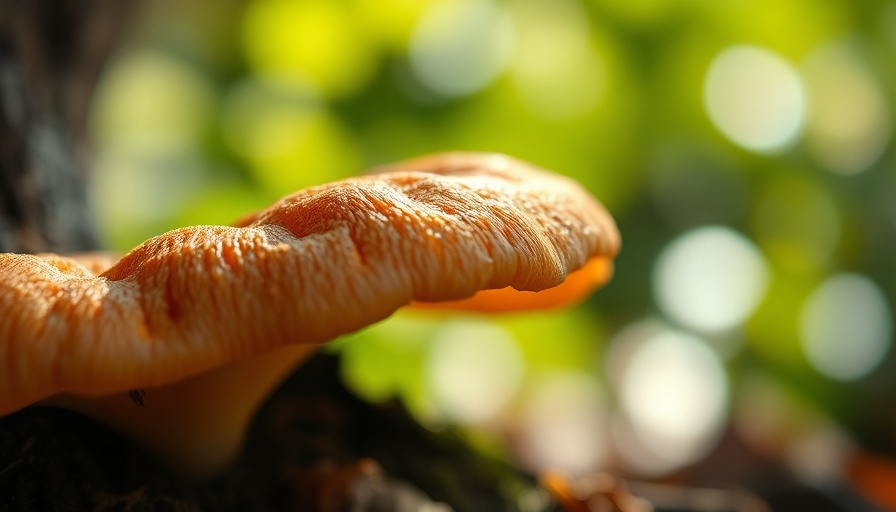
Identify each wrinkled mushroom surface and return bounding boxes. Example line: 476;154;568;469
0;152;619;475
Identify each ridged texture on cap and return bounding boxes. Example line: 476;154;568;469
0;153;619;416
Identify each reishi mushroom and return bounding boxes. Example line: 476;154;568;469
0;152;620;477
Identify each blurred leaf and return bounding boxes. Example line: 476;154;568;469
242;0;379;97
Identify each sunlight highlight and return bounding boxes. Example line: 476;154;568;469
242;0;376;97
409;0;514;97
654;226;769;333
800;274;892;381
803;43;891;175
426;319;525;424
608;323;728;474
517;372;609;476
509;0;604;120
704;45;805;153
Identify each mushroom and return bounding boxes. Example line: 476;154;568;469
0;152;619;477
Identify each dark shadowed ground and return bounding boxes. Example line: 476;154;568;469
0;353;554;512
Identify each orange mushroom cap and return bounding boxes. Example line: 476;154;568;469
0;152;619;475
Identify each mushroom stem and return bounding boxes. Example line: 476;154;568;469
0;152;620;478
42;344;315;478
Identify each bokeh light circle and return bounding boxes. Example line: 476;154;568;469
800;274;892;381
802;43;891;175
611;325;728;474
509;0;604;120
409;0;514;97
426;319;525;424
517;372;609;476
704;45;806;153
654;226;769;332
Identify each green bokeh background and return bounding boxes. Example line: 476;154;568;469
87;0;896;482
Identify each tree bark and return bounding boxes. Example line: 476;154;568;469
0;0;132;253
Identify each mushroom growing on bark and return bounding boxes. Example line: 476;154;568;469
0;152;619;477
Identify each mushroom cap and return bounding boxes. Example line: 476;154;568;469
0;152;619;416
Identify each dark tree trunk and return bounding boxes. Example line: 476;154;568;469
0;0;132;253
